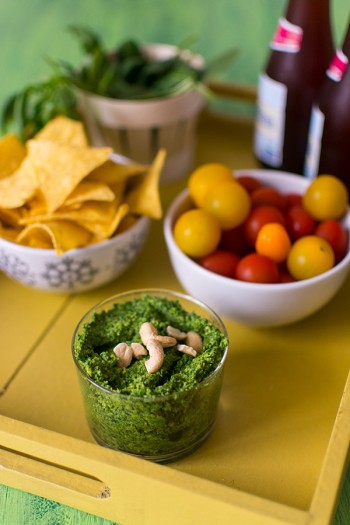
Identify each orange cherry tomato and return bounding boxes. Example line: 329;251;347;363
255;223;292;263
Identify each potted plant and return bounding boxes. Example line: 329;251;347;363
1;26;237;183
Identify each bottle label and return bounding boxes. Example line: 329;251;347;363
304;106;325;179
326;49;349;82
270;18;303;53
254;74;287;167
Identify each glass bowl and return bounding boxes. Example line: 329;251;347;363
71;289;228;463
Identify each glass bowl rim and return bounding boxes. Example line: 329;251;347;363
71;288;229;402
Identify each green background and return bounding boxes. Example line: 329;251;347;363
1;0;350;524
0;0;349;108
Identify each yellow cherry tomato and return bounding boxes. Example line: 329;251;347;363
287;235;335;280
255;223;292;263
201;180;251;230
188;163;233;207
303;175;349;221
173;209;221;258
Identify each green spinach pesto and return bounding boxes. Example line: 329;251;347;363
73;293;228;460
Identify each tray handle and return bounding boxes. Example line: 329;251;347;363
0;445;111;499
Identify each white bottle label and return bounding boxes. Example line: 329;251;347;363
304;106;325;179
254;73;287;167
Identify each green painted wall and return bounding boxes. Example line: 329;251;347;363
0;0;349;107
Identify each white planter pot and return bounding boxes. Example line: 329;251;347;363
78;44;206;184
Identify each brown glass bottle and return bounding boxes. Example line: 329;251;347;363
304;21;350;192
254;0;334;174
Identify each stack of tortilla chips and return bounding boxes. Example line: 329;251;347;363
0;116;165;255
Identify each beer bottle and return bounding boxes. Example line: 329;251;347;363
254;0;334;174
304;19;350;192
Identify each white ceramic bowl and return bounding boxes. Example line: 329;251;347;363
164;169;350;327
0;215;150;293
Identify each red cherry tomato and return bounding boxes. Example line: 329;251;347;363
285;205;316;241
219;225;251;257
284;193;303;209
279;271;295;283
243;206;286;247
315;220;349;263
251;187;285;210
236;175;262;194
199;250;240;278
235;253;279;283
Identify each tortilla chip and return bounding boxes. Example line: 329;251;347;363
108;181;127;206
17;220;92;255
0;223;22;242
0;134;26;179
0;207;26;228
125;149;165;219
85;203;130;242
103;202;130;239
27;139;112;213
63;181;115;207
0;156;38;209
25;194;49;216
19;200;119;226
116;214;139;234
0;115;166;256
88;158;149;185
34;116;89;147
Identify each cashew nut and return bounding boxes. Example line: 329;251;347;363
185;331;202;353
145;338;165;373
131;342;148;359
177;344;197;357
113;342;133;368
140;322;158;345
166;325;187;340
154;335;177;347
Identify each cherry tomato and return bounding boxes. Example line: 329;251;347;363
243;205;286;247
279;271;295;283
287;235;335;280
199;250;240;278
251;186;285;210
285;205;316;241
235;253;279;283
303;175;348;221
202;180;251;230
284;193;303;209
315;220;349;263
236;175;262;194
188;163;233;207
173;209;221;258
255;223;291;263
219;225;251;257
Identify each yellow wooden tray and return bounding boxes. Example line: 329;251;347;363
0;107;349;525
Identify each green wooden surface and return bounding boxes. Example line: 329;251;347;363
0;460;349;525
0;0;349;107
